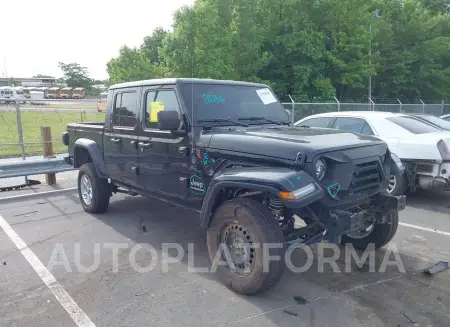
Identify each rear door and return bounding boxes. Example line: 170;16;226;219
137;86;190;198
103;88;140;187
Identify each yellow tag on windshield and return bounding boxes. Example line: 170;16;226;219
150;101;164;122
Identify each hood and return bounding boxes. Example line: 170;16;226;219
203;126;386;162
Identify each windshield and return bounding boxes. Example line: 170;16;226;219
179;83;290;126
15;90;24;95
386;115;442;134
415;115;450;131
48;90;56;94
73;90;80;94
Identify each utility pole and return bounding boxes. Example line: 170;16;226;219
3;56;7;78
368;20;372;104
368;9;379;104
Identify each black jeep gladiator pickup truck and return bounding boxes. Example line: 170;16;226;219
62;78;405;294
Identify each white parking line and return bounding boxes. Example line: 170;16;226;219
399;222;450;237
0;214;96;327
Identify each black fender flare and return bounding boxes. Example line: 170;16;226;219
73;138;108;179
199;167;323;228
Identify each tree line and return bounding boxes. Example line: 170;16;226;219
30;65;106;96
107;0;450;103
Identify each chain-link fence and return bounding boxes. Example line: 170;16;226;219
1;96;449;159
0;100;105;159
282;101;450;123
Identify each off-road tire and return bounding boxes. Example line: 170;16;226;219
78;163;110;213
206;198;285;295
341;209;399;250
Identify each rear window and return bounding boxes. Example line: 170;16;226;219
416;115;450;130
386;116;441;134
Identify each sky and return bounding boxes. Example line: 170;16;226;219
0;0;194;80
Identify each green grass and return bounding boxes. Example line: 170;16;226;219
2;103;99;110
0;111;105;158
25;103;99;110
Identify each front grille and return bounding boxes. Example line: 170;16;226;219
348;160;381;195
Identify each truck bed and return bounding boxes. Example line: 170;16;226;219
67;122;105;155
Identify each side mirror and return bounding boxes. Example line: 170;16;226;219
157;111;181;131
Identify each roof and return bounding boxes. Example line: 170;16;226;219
0;77;56;82
109;78;268;90
301;111;406;119
408;113;437;117
73;87;85;90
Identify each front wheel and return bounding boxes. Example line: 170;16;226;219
206;198;285;295
78;163;110;213
341;210;399;250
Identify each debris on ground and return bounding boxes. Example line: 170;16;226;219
284;309;298;317
2;261;6;265
402;311;418;324
13;210;38;217
423;261;449;276
294;296;308;305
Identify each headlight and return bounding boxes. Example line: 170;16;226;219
278;183;316;200
315;159;326;181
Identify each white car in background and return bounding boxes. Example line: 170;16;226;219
294;111;450;195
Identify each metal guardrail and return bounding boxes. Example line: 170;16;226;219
0;157;75;179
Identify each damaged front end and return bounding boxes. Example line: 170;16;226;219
282;147;406;246
283;192;405;246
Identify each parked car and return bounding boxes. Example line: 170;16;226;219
408;113;450;131
295;111;450;195
62;78;405;295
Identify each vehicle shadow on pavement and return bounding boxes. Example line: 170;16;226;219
91;195;450;327
406;189;450;215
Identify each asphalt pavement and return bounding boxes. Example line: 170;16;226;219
0;176;449;327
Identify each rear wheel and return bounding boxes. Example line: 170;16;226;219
206;198;285;295
78;163;110;213
341;210;399;250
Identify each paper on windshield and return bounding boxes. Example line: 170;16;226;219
255;88;277;105
150;101;164;122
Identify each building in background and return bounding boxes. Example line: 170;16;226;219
0;77;56;87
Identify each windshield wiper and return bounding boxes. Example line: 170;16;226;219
238;116;288;126
197;118;248;127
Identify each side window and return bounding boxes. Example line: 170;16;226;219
298;117;333;128
360;122;374;135
145;89;180;129
113;91;138;128
332;117;365;134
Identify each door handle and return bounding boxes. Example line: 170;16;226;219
138;142;152;149
178;146;188;155
110;138;122;144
